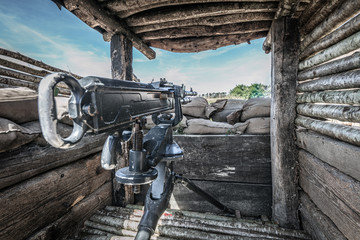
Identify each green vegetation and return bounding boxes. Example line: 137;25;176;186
229;83;270;99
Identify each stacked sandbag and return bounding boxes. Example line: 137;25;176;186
211;99;246;124
184;119;248;135
182;97;208;119
241;98;271;134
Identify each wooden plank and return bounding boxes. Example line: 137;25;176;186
0;47;82;79
270;17;300;229
0;153;111;240
300;0;360;50
170;180;272;217
173;135;271;184
296;89;360;105
110;34;133;81
299;150;360;240
299;150;360;216
296;130;360;182
299;191;347;240
0;134;107;190
148;31;267;52
63;0;155;60
125;2;279;27
28;182;112;240
295;115;360;147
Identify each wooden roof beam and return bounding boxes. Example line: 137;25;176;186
262;0;303;53
147;31;268;52
125;2;279;27
62;0;156;59
139;21;272;40
132;12;275;34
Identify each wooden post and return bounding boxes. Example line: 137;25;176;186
270;17;300;229
110;33;134;206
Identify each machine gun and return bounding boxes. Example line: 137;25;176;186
38;72;234;240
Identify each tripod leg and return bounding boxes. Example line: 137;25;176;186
176;175;235;215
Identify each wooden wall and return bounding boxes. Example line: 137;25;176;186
0;50;111;240
296;1;360;239
171;135;272;217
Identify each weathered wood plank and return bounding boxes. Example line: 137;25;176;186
147;31;267;52
299;150;360;216
298;0;326;27
110;34;133;81
296;115;360;146
299;31;360;71
300;0;360;50
170;180;272;217
299;191;347;240
0;134;107;190
0;153;111;240
173;135;271;184
132;12;275;34
298;51;360;81
299;150;360;240
296;130;360;182
297;103;360;122
28;182;112;240
270;17;300;229
300;14;360;60
0;47;82;79
125;2;278;27
296;89;360;105
297;69;360;92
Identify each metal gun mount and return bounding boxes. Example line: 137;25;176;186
38;72;234;240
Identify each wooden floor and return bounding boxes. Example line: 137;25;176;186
73;205;311;240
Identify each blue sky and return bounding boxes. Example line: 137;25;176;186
0;0;271;94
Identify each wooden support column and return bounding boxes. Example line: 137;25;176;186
110;33;134;206
270;17;300;229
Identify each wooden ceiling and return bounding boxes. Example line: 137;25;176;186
56;0;310;59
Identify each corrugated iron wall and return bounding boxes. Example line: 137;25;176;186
296;2;360;239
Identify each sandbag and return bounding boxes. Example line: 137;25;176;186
181;97;208;118
0;87;38;124
205;99;227;118
145;114;187;130
212;99;245;123
0;118;41;152
244;117;270;134
240;98;271;122
184;119;248;135
55;96;72;125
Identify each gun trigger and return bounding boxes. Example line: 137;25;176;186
101;133;121;170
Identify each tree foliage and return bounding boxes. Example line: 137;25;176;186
229;83;270;99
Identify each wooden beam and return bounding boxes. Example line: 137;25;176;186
63;0;155;59
0;48;82;79
300;14;360;60
300;0;360;51
299;150;360;239
0;134;107;190
0;153;111;240
296;130;360;182
299;31;360;71
110;34;133;80
147;31;267;52
139;21;271;40
270;17;300;229
126;2;279;27
28;182;112;240
298;52;360;81
299;191;347;240
132;12;275;34
297;103;360;123
0;58;50;77
299;0;343;36
296;89;360;105
106;0;286;18
297;69;360;92
296;115;360;147
298;0;326;27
